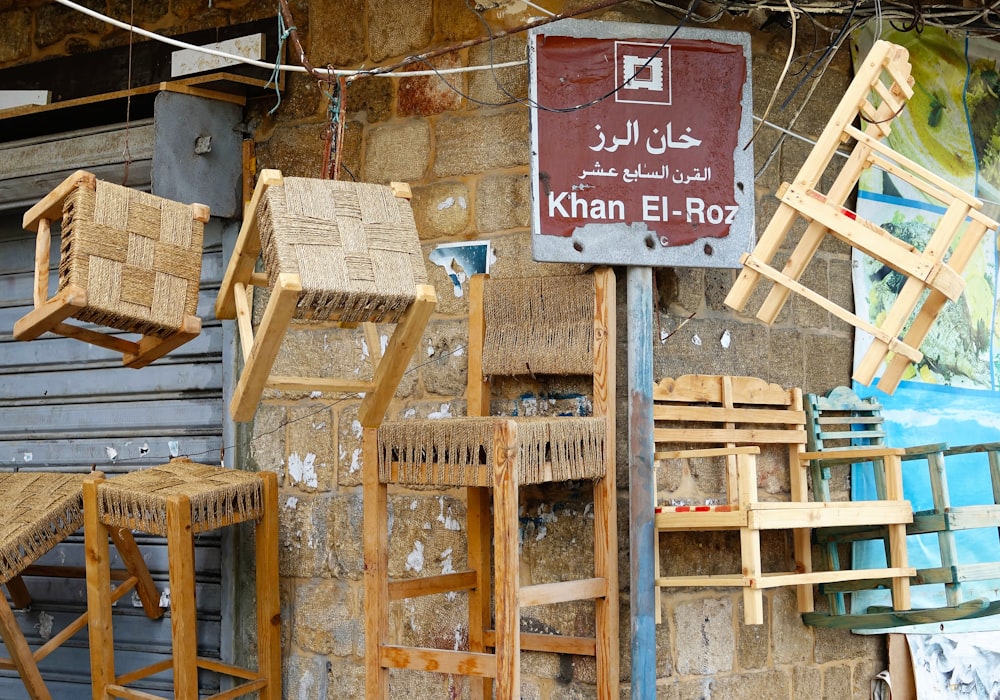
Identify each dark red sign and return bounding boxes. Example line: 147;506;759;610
532;29;750;262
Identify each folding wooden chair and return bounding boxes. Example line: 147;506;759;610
0;472;161;700
13;170;209;369
805;387;1000;628
653;375;914;625
724;40;998;394
364;269;618;699
216;170;436;422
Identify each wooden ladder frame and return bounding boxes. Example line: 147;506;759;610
724;40;998;394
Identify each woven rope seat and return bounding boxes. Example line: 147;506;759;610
378;416;606;487
59;176;205;337
257;177;428;323
0;473;85;585
95;457;266;536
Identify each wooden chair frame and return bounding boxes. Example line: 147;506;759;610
805;387;1000;628
653;375;914;626
83;468;281;700
363;268;618;700
13;170;208;369
0;474;162;700
724;40;998;394
215;170;436;423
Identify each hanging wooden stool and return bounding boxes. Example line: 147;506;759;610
723;40;999;393
13;170;209;368
216;169;436;423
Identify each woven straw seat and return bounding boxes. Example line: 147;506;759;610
0;473;161;700
0;474;84;585
378;416;606;487
216;170;436;422
364;269;619;700
95;457;267;535
14;170;209;368
84;458;280;700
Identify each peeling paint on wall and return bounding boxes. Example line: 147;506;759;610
429;241;492;297
437;496;462;531
405;541;424;572
428;403;453;419
287;452;319;488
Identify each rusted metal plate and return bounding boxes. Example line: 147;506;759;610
529;19;754;268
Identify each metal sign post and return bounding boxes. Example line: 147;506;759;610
528;19;753;698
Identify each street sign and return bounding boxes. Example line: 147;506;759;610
529;20;754;267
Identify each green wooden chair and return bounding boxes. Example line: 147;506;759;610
804;386;1000;629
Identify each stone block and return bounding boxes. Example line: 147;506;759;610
435;0;483;41
283;652;335;700
828;256;855;335
0;8;30;62
792;664;822;699
399;55;464;116
336;403;364;488
411;180;471;239
680;669;791;699
269;72;323;122
323;491;365;579
814;624;883;664
348;76;394;124
339;120;364;180
256;121;326;178
765;327;804;390
737;599;769;669
652;317;770;379
821;663;852;699
363;119;432;184
35;3;102;48
278;491;331;578
794;257;831;329
285;405;336;492
801;332;853;396
487;230;588;280
387;666;467;697
368;0;433;62
433;109;529;177
467;34;528;105
289;578;362;656
673;597;734;674
309;0;366;67
771;588;813;665
421;240;469;317
476;173;531;233
248;403;287;481
420;318;470;398
326;659;365;696
705;268;736;312
386;493;467;580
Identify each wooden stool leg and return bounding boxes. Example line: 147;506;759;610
256;472;282;700
107;527;163;621
0;593;50;700
230;272;301;422
883;454;911;611
466;485;492;700
740;527;764;625
362;429;389;700
593;475;619;700
84;473;115;700
492;421;520;700
166;495;199;700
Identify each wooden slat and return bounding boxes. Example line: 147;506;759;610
388;571;478;600
653;404;806;425
380;646;496;677
656;573;750;588
749;502;913;530
265;376;375;393
654;446;759;460
483;630;597;656
754;566;915;589
520;578;607;607
655;510;747;530
654;427;806;445
652;374;792;405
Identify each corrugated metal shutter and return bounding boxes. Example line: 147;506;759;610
0;120;230;697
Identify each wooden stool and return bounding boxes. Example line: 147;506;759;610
365;270;618;700
0;472;161;700
723;41;998;393
216;170;436;423
83;458;280;700
14;170;209;368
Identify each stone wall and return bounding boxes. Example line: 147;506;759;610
0;1;884;697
